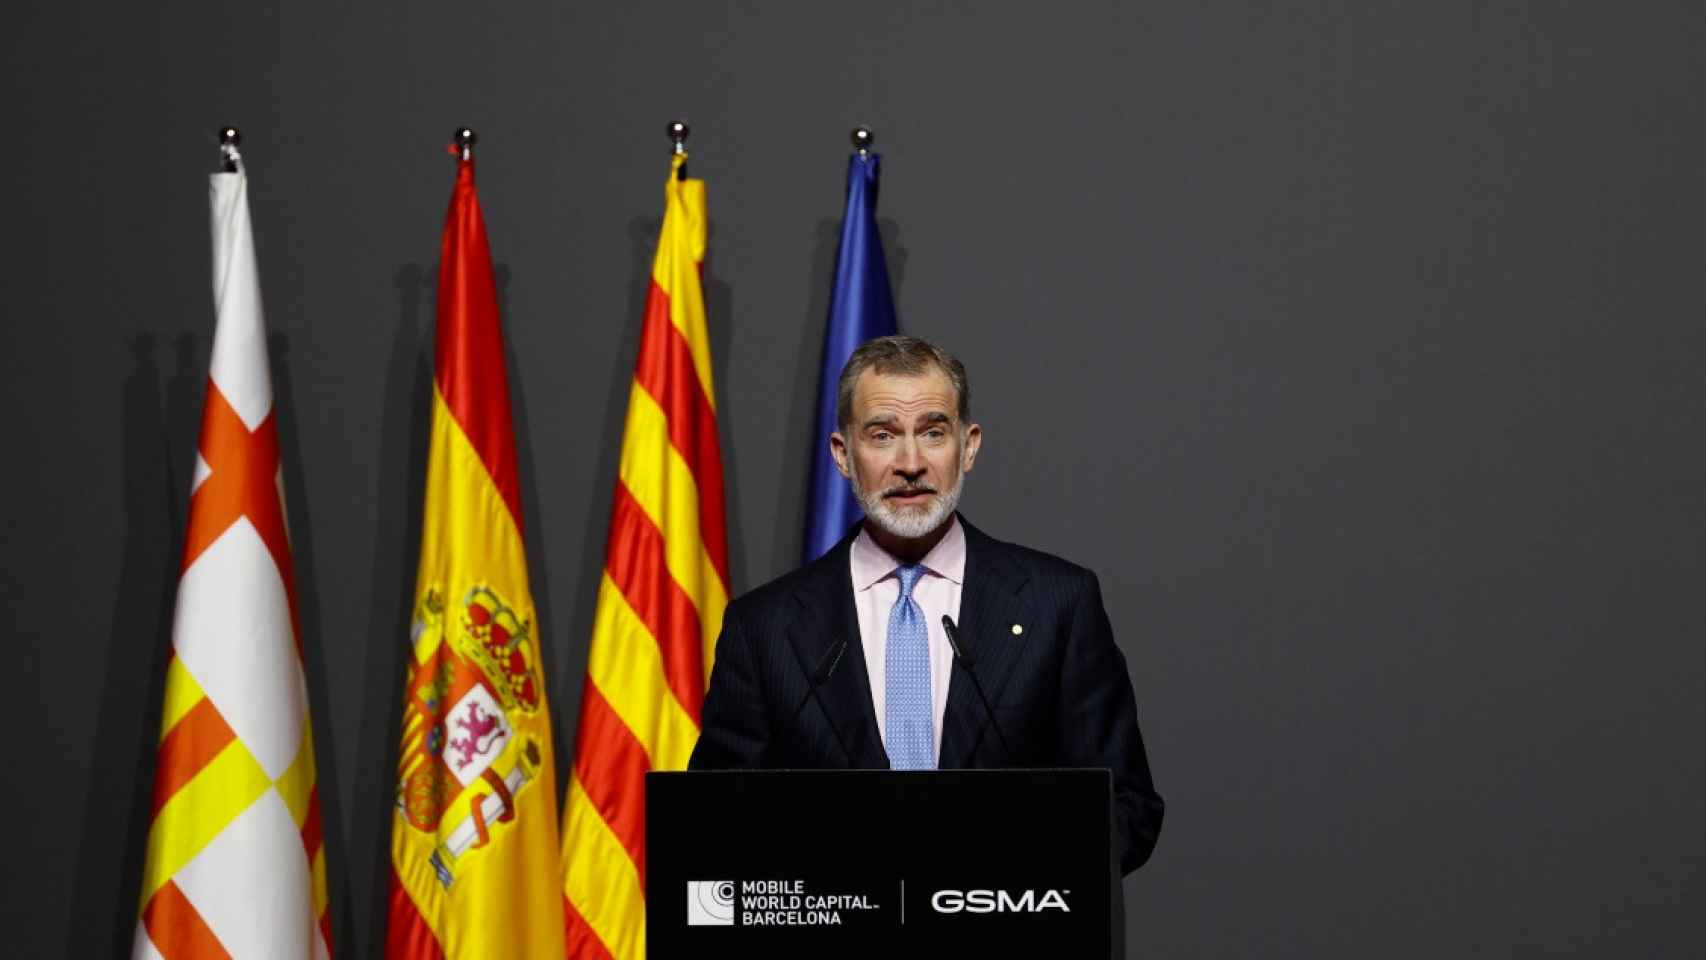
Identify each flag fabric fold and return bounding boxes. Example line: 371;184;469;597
134;167;332;959
803;150;899;562
387;154;565;959
561;153;730;959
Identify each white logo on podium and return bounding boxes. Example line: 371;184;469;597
687;880;736;926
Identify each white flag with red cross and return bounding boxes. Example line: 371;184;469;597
133;160;332;959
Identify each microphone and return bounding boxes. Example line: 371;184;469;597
784;638;851;759
941;615;1015;765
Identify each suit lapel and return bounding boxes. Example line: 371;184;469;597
939;518;1031;768
787;537;887;768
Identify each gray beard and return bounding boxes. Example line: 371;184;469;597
850;467;964;541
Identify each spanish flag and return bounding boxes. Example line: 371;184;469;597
561;153;730;957
135;160;333;957
387;148;566;958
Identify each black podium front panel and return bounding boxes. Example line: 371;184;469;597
647;769;1112;957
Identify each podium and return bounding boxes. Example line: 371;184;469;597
647;768;1119;957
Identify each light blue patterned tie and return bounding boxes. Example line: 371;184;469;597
884;563;935;770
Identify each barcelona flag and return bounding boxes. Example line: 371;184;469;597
134;156;333;959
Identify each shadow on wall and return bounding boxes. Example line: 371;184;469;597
494;262;560;690
703;221;742;602
553;216;656;772
350;264;434;957
270;330;348;957
64;334;182;957
769;217;909;572
166;334;208;497
880;220;908;333
494;260;569;811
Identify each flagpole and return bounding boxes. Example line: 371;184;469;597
851;124;873;158
454;126;476;161
218;125;242;173
668;119;689;179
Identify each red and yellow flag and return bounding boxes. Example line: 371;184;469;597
135;164;332;958
561;153;731;958
387;151;565;959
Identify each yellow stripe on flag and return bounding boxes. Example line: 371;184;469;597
139;739;271;903
312;847;329;919
587;574;701;768
650;172;714;407
616;381;729;654
416;387;532;601
274;721;317;828
158;655;205;741
562;776;646;959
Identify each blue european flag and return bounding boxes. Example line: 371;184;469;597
803;149;898;562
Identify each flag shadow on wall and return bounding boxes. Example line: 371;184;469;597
354;263;435;957
65;334;182;958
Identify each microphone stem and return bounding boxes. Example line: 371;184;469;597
942;616;1016;765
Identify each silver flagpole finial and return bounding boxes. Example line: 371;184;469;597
850;125;874;157
453;127;477;161
218;126;242;173
668;121;691;180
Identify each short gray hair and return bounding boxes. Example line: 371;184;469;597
836;335;971;431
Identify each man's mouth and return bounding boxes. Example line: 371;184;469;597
884;486;936;502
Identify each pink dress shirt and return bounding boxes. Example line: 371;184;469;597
848;516;965;764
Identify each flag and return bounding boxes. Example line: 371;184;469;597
134;164;332;957
386;150;565;958
802;147;898;561
561;152;730;958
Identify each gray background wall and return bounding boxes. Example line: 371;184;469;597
6;1;1705;956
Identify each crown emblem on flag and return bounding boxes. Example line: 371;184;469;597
463;585;542;712
397;584;544;886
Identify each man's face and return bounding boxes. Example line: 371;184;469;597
830;366;982;541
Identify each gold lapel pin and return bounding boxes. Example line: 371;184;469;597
1011;623;1024;636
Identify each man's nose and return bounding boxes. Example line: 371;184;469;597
892;441;926;480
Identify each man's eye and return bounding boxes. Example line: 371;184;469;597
872;431;891;442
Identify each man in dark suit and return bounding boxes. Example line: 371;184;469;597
689;335;1163;875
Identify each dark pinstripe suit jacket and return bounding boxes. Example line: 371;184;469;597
688;515;1165;875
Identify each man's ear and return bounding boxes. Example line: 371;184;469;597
830;431;852;479
961;423;982;473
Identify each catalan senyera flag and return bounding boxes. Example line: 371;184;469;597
387;151;565;959
561;153;730;958
134;165;332;958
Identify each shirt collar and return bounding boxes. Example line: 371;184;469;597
850;515;967;591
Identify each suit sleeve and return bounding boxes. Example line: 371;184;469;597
689;600;770;769
1057;570;1165;875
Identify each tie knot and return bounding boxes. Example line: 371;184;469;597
894;563;925;598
